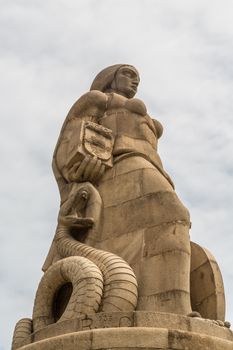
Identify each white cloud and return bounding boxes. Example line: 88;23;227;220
1;1;233;348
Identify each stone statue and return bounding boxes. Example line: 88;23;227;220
44;63;191;315
12;65;232;350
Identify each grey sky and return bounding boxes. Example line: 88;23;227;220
1;1;233;349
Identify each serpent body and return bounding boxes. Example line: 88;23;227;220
32;182;138;331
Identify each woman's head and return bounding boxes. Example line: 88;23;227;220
90;64;140;98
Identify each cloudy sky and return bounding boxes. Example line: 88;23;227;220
1;0;233;348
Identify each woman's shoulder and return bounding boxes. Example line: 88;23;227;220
71;90;107;113
56;91;108;145
67;90;107;120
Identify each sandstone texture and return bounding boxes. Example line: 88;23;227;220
12;65;232;350
14;312;233;350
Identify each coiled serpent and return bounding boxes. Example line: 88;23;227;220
12;182;138;350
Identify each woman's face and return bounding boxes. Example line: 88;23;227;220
111;66;140;98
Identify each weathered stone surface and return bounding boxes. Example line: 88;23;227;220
17;312;233;346
15;323;233;350
12;65;230;350
41;64;195;316
190;242;226;321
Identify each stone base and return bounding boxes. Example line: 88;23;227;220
17;312;233;350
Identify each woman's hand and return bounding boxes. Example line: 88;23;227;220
68;155;105;183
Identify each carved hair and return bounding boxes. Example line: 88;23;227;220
90;64;139;92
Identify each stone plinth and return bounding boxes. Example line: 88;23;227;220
15;312;233;350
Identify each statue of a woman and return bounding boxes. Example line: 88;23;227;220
44;64;192;315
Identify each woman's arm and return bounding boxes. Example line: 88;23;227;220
54;90;109;186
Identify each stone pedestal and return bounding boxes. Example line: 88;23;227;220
15;312;233;350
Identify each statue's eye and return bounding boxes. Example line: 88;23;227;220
81;190;89;200
122;70;133;78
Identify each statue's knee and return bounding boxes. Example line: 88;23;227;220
143;221;190;258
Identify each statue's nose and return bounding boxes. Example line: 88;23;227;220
132;80;139;87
